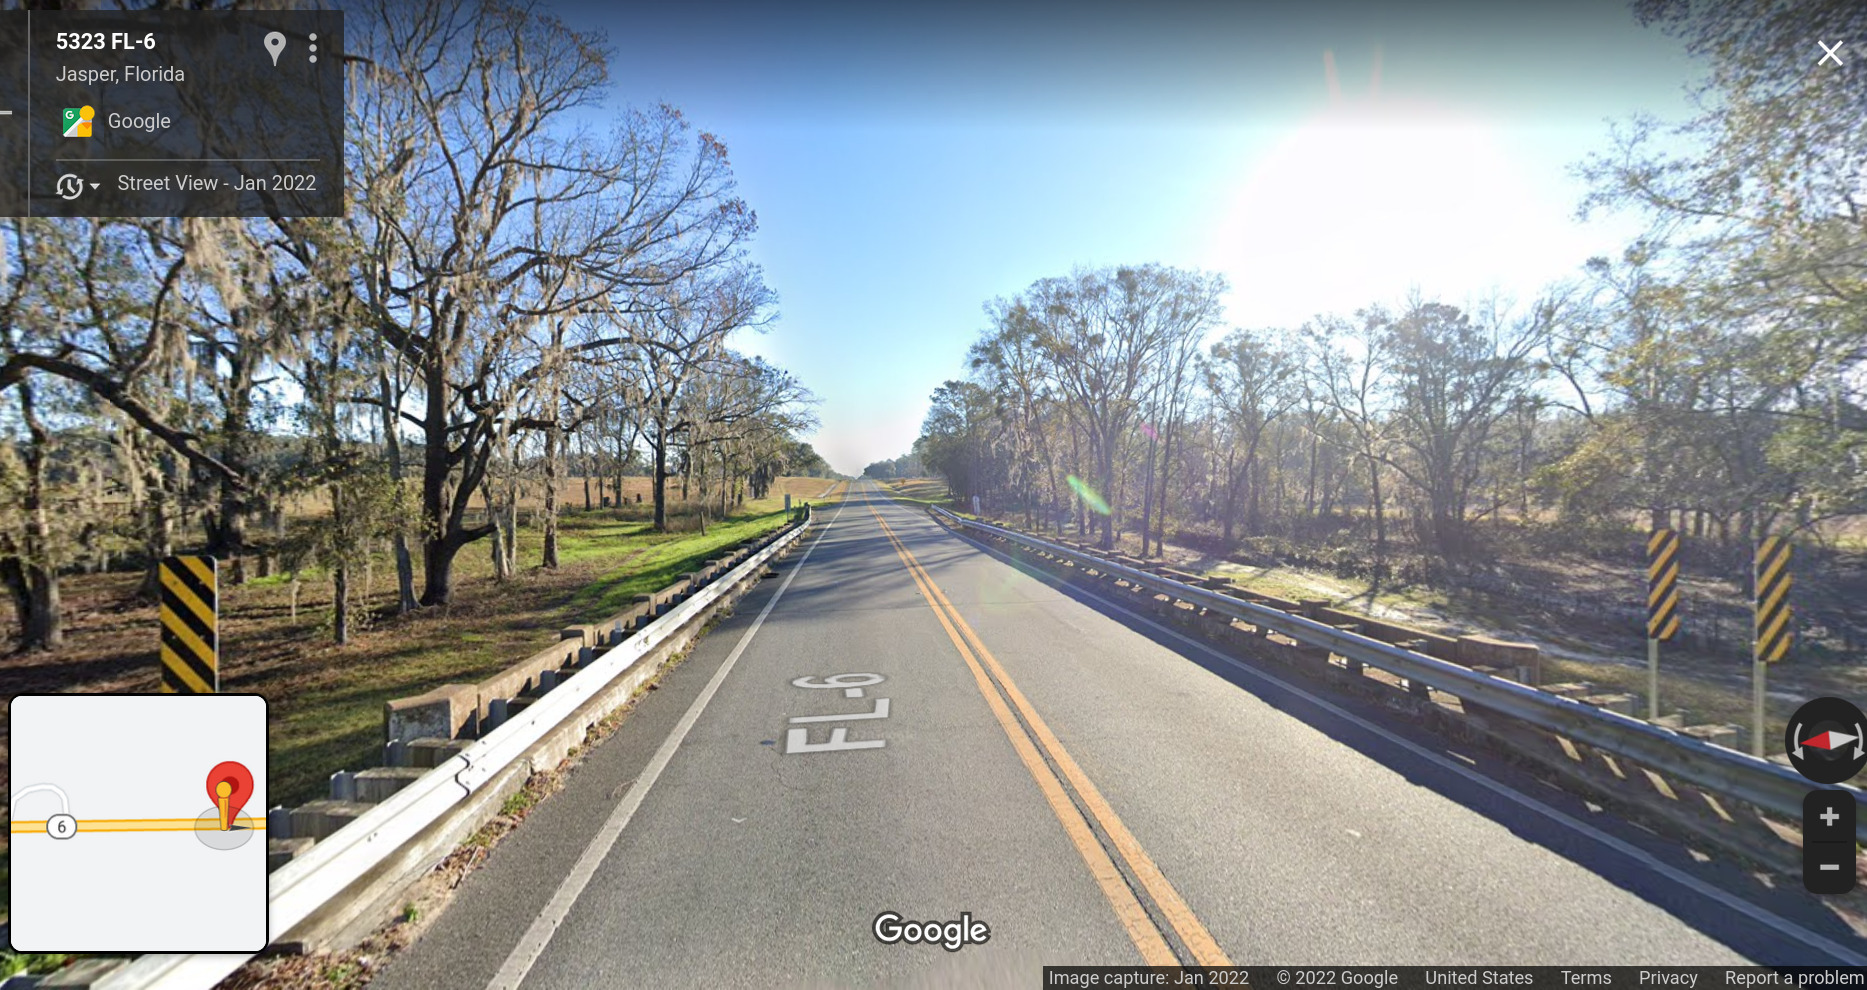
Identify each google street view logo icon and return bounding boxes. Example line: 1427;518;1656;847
63;106;94;137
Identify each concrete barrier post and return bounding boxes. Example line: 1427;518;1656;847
385;683;479;744
355;767;427;803
1456;635;1542;688
329;770;356;802
290;799;373;841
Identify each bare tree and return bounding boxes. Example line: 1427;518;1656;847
344;0;757;604
1204;328;1301;544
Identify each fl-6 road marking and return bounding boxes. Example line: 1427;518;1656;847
785;672;890;753
867;497;1231;969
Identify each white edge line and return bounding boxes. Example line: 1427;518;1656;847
484;494;850;990
944;522;1867;967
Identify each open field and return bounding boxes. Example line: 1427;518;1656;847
256;474;832;526
0;476;845;816
878;477;955;508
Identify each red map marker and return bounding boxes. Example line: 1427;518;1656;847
206;761;254;831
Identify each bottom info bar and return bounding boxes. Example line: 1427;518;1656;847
1040;971;1867;990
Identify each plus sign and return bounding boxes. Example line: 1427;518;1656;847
1822;807;1840;827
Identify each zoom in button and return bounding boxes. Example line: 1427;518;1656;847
1804;790;1858;895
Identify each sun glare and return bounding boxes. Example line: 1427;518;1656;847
1208;87;1540;325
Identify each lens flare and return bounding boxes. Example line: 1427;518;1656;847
1066;475;1110;516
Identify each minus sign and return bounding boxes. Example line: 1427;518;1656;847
1821;864;1842;871
0;111;11;115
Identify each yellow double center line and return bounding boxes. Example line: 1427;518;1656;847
10;818;265;833
867;499;1230;968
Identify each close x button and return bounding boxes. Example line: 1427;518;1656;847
1804;789;1857;895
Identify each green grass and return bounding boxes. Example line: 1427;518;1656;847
568;509;790;615
1;951;72;977
263;499;797;807
501;790;534;816
880;478;956;508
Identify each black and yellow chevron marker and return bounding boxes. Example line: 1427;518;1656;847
1754;537;1792;664
158;555;218;693
1645;528;1680;642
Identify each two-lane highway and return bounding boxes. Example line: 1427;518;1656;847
373;480;1864;989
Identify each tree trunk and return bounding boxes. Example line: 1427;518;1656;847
416;361;498;606
1304;427;1319;522
1368;455;1387;558
1097;430;1117;551
543;424;561;569
331;482;351;645
652;422;670;532
378;367;419;614
419;361;456;606
1069;425;1086;537
486;480;513;583
1248;458;1264;536
1221;447;1238;546
504;481;518;574
1139;428;1157;558
334;561;350;645
422;536;459;608
488;512;508;581
138;456;178;601
9;383;62;651
1154;415;1178;556
209;350;259;583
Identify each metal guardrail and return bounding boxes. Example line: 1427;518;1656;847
96;508;815;990
931;508;1856;840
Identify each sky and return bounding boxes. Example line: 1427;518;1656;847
556;0;1704;477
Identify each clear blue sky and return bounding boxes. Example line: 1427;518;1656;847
558;0;1701;477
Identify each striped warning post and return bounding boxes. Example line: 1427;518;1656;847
158;555;218;693
1754;537;1792;664
1645;528;1680;642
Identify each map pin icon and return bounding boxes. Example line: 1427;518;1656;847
206;761;254;831
264;31;286;67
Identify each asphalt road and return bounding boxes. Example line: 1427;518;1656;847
370;480;1867;989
